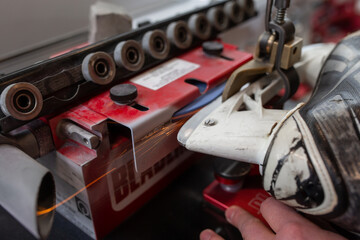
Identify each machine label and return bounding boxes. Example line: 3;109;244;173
131;58;200;90
248;193;269;214
108;147;191;211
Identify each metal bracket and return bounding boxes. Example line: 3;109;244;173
223;0;302;104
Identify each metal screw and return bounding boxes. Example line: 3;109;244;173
275;8;286;24
274;0;290;25
204;118;217;126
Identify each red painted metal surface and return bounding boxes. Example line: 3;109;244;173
214;174;244;186
82;43;252;125
50;42;89;58
48;43;253;239
203;166;270;224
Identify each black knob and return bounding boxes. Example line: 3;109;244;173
202;41;224;57
110;84;138;105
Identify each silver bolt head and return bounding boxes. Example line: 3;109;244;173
204;118;217;126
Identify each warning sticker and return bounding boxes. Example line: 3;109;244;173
131;58;200;90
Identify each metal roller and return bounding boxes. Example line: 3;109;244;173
142;30;170;60
0;144;55;239
207;7;229;31
0;82;43;121
188;13;212;40
82;51;116;85
114;40;145;72
240;0;256;17
166;21;193;49
224;1;244;23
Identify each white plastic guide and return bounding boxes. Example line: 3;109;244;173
178;72;288;166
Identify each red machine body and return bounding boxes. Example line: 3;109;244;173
203;166;270;224
41;43;252;239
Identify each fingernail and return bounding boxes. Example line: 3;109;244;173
225;206;241;223
200;229;214;240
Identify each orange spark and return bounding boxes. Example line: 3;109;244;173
37;117;189;216
37;167;116;216
133;119;187;158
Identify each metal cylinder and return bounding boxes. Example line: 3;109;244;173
0;144;55;239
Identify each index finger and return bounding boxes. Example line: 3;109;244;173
225;206;274;240
260;197;317;233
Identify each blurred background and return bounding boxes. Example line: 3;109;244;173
1;0;359;74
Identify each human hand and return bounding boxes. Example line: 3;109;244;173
200;197;347;240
